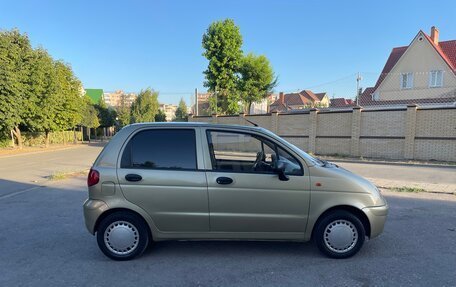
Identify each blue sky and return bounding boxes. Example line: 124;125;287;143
1;0;455;104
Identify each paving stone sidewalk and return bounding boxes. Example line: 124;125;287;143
368;177;456;194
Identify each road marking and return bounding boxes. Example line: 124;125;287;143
0;185;45;200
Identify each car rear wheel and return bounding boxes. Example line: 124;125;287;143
314;210;366;259
96;211;150;261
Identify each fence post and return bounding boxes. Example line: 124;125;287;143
350;106;362;156
211;113;218;124
404;104;417;159
271;111;278;134
308;108;318;153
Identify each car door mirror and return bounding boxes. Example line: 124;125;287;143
274;160;290;181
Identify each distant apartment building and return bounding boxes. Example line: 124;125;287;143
159;103;178;121
360;26;456;106
103;90;137;107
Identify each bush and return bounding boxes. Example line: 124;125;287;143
0;138;12;148
18;131;83;147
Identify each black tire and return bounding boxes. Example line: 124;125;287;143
314;210;365;259
96;211;150;261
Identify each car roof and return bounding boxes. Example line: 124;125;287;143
128;122;267;132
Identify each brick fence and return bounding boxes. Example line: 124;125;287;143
190;105;456;162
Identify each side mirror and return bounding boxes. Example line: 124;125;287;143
275;161;290;181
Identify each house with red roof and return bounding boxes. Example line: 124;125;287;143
329;98;355;108
360;26;456;106
270;90;329;112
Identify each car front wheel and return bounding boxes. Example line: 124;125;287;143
96;211;150;261
314;210;366;259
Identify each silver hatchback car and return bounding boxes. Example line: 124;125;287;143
84;122;388;260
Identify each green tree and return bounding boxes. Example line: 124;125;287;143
0;29;33;149
54;61;84;145
95;98;117;128
27;54;83;147
80;95;100;141
202;19;243;115
154;109;167;122
238;53;277;113
116;93;131;128
130;88;159;123
26;48;59;147
174;98;188;122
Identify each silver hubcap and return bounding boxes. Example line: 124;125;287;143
104;221;139;255
324;219;358;253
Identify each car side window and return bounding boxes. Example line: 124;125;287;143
206;130;302;175
121;129;197;170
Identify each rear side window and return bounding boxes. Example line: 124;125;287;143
121;129;197;170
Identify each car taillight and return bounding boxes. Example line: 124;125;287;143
87;168;100;187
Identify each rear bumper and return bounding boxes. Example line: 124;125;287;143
362;204;389;238
83;199;108;234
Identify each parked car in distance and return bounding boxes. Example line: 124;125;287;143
83;122;388;260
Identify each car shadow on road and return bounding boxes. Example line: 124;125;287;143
146;240;319;258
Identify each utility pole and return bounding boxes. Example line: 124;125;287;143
195;88;198;116
356;72;362;106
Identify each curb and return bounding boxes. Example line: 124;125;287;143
378;185;455;196
326;158;456;169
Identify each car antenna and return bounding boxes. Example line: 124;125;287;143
243;117;258;127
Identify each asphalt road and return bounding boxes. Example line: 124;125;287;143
1;145;456;286
0;177;455;286
0;143;103;197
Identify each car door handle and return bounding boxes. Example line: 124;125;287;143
125;174;142;182
216;177;233;185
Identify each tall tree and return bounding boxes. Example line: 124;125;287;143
238;53;277;113
130;88;159;123
0;29;33;149
174;98;188;122
202;19;243;115
26;48;59;147
95;98;116;128
80;95;100;141
116;93;132;128
54;61;84;133
27;56;83;147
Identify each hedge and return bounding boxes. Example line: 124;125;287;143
1;131;83;147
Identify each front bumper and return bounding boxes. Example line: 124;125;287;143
83;199;109;234
362;204;389;238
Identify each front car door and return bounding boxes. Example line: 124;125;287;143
117;127;209;233
203;127;311;238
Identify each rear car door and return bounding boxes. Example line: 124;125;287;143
203;128;311;234
117;127;209;232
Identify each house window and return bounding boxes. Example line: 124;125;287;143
400;73;413;89
372;91;380;101
429;70;443;87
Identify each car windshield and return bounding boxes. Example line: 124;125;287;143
288;143;325;166
257;128;325;166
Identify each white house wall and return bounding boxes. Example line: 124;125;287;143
377;32;456;101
